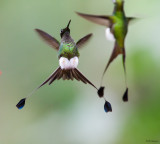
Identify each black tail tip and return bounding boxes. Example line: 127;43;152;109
122;88;128;102
104;101;112;113
16;98;26;109
97;87;105;98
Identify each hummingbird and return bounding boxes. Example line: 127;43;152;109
16;20;112;113
76;0;136;102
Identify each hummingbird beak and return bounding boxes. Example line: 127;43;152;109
67;20;71;29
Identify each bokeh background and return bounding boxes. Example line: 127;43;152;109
0;0;159;144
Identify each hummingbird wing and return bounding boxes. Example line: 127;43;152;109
35;29;60;51
76;33;93;49
127;17;138;24
76;12;111;27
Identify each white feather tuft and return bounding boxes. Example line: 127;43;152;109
59;57;70;70
70;57;79;69
59;56;79;69
105;28;115;42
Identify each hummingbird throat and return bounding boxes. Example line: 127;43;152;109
59;56;79;70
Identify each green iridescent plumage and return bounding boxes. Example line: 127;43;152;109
110;0;128;52
58;39;79;59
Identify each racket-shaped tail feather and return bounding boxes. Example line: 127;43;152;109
16;67;98;109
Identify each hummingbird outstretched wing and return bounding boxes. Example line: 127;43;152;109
127;17;138;24
76;33;93;49
35;29;60;51
76;12;111;27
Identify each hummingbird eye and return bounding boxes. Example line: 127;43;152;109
61;29;63;33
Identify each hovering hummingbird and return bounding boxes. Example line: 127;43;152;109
16;20;112;112
76;0;136;102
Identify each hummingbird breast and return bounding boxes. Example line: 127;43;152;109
58;34;80;69
58;42;79;70
58;41;80;59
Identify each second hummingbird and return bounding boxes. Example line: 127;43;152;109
77;0;137;102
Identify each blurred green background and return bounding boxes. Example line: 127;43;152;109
0;0;159;144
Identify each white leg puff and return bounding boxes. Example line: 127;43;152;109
59;57;70;70
70;57;79;69
105;28;115;42
59;56;79;70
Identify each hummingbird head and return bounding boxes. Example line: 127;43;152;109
113;0;124;11
60;20;71;38
113;0;124;4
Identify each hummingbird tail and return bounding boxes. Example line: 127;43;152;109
122;48;129;102
43;67;97;90
16;67;62;109
74;68;98;90
16;67;98;110
101;42;123;84
99;43;127;103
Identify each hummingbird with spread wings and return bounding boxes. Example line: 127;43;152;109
16;20;112;112
77;0;136;102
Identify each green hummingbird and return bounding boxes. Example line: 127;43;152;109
76;0;136;102
16;20;112;112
